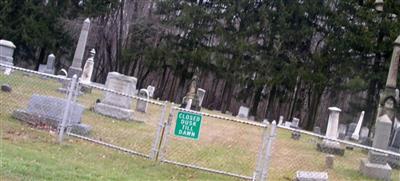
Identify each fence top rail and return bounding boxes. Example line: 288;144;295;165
277;124;400;157
80;81;166;106
172;107;267;128
0;63;70;81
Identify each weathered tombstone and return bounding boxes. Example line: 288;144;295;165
346;122;357;138
313;126;322;135
360;115;393;180
291;117;300;128
147;85;155;98
360;127;370;141
351;111;365;140
197;88;206;107
338;124;347;140
136;89;149;113
317;107;345;156
0;39;16;66
68;18;91;78
38;54;56;74
181;67;201;111
295;171;328;181
80;49;96;84
237;106;249;119
11;94;91;135
284;122;292;127
326;155;335;169
278;116;284;125
94;72;137;121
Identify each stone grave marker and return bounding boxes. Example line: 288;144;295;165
284;122;292;127
351;111;365;140
278;116;284;125
0;39;16;66
94;72;137;120
295;171;328;181
237;106;249;119
346;122;357;138
38;54;56;74
360;127;370;141
12;94;91;135
197;88;206;107
317;107;345;156
338;123;347;139
291;117;300;128
147;85;155;98
313;126;321;135
136;89;149;113
80;49;96;84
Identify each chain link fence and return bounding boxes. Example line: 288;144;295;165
66;80;167;159
158;106;268;180
266;124;400;181
2;63;400;181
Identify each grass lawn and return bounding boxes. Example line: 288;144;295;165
1;70;400;181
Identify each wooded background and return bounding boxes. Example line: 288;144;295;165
1;0;400;131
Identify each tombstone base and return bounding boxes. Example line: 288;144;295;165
70;124;92;136
295;171;328;181
317;141;345;156
359;158;392;180
12;109;59;128
94;103;134;121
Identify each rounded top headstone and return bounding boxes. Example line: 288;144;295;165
0;39;16;48
328;107;342;112
48;53;55;59
84;18;90;23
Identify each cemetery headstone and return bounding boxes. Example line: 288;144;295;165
346;122;357;138
278;116;284;125
295;171;328;181
237;106;249;119
136;89;149;113
313;126;321;135
38;54;56;74
351;111;365;140
326;155;335;169
94;72;137;121
11;94;90;135
0;39;16;66
338;124;347;140
147;85;155;98
197;88;206;107
291;117;300;128
360;127;370;141
317;107;345;156
181;67;201;111
284;122;292;127
68;18;90;78
80;49;96;84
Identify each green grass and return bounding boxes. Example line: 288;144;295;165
1;71;400;181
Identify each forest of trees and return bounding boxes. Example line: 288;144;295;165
1;0;400;131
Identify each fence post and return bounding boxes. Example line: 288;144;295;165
158;104;175;161
58;74;78;143
260;120;277;181
254;119;269;181
150;101;168;160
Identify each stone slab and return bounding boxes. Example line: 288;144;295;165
317;142;345;156
359;158;392;180
295;171;328;181
70;123;92;136
94;102;134;121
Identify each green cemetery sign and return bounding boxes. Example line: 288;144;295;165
174;111;203;140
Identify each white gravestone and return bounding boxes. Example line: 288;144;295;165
136;89;149;113
80;49;96;84
94;72;137;121
317;107;345;156
0;39;16;66
237;106;249;119
351;111;365;140
338;123;347;139
39;54;56;74
147;85;155;98
284;122;292;127
360;127;369;140
291;117;300;128
278;116;284;125
197;88;206;107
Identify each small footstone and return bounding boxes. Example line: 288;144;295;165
325;155;334;169
295;171;328;181
1;84;12;92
